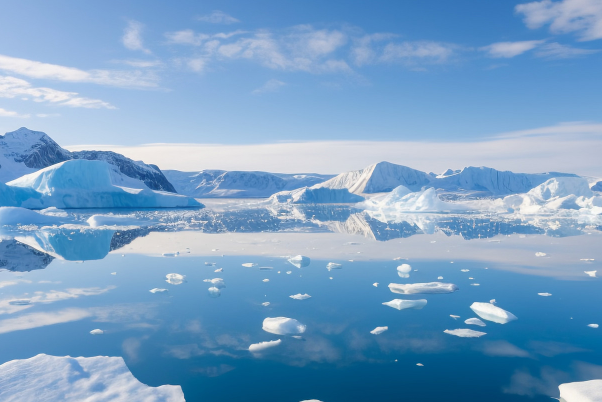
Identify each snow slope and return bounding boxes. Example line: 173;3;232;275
163;169;334;198
1;159;201;209
0;127;176;192
269;187;365;204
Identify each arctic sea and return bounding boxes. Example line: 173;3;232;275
0;203;600;401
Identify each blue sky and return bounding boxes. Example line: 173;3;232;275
0;0;601;151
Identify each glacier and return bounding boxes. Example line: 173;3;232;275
0;159;202;209
268;186;365;204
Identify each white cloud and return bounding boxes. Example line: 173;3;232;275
0;76;115;109
122;20;151;54
252;79;286;94
535;41;600;58
0;107;29;118
0;286;115;315
0;54;158;88
115;59;163;68
480;40;546;58
36;113;60;118
196;10;240;24
165;29;209;46
380;41;457;63
350;33;397;66
65;122;602;177
0;308;91;334
516;0;602;41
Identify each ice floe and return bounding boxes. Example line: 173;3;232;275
464;318;486;327
203;278;225;289
470;302;517;324
262;317;306;335
370;326;388;335
165;273;185;285
326;262;342;270
261;302;270;306
450;315;460;319
588;324;599;328
89;329;104;335
382;299;427;310
248;339;282;353
0;354;184;401
397;264;412;278
149;288;168;294
388;282;458;294
373;283;379;287
242;263;257;267
290;293;311;300
204;262;216;266
288;255;311;268
444;329;487;338
208;287;220;298
585;270;597;277
214;268;223;272
538;292;552;296
262;279;270;283
438;276;443;280
535;252;547;257
559;379;602;402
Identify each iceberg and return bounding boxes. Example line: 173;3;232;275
370;326;388;335
203;278;225;289
208;287;221;298
397;264;412;278
538;292;552;297
166;273;185;285
388;282;458;294
366;185;471;213
290;293;311;300
444;329;487;338
89;329;104;335
261;302;270;306
149;288;168;294
262;317;306;335
248;339;282;353
87;214;151;228
559;379;602;402
382;299;427;310
0;354;184;401
242;263;258;267
535;252;547;257
1;160;201;209
588;324;599;328
326;262;342;270
269;186;365;204
464;318;486;327
585;271;597;277
470;302;517;324
288;255;311;268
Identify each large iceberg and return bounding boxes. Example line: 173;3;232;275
470;302;517;324
269;187;365;204
365;185;471;213
288;255;311;268
388;282;459;294
0;354;184;402
559;379;602;402
1;159;201;209
262;317;306;335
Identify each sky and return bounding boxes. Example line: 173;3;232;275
0;0;601;174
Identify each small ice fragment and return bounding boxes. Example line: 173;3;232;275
289;293;311;300
8;300;31;306
262;279;270;283
470;283;480;286
382;299;427;310
464;318;486;327
162;252;179;257
204;262;216;266
416;363;424;366
110;272;117;275
373;283;379;287
538;293;552;297
262;317;306;335
329;277;333;280
249;339;282;353
203;278;225;288
444;329;486;338
580;258;595;262
397;264;412;278
370;326;388;335
291;335;304;340
286;271;292;275
585;270;597;277
166;273;185;285
288;255;310;268
470;302;517;324
588;324;599;328
461;269;469;272
326;262;342;271
90;329;104;335
535;252;546;257
242;263;258;267
208;287;220;297
438;276;443;280
261;302;270;306
388;282;458;294
149;288;168;293
450;315;460;319
490;299;496;304
469;277;474;280
214;268;223;272
211;248;218;251
393;257;407;260
277;271;281;274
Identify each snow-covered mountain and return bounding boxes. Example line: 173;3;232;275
0;127;176;192
164;169;334;198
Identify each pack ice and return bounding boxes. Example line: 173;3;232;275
559;379;602;402
388;282;459;294
262;317;307;335
0;159;202;209
0;354;185;402
470;302;517;324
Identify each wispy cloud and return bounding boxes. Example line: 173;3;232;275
0;54;158;88
196;10;240;24
535;42;600;58
0;76;115;109
0;308;91;334
380;40;458;64
122;20;151;54
0;107;29;118
480;40;546;58
516;0;602;41
252;79;286;94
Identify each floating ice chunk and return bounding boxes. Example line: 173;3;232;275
588;324;599;328
450;315;460;319
288;255;310;268
261;302;270;306
292;335;305;340
262;317;306;335
469;277;474;280
0;354;184;401
373;283;379;287
382;299;427;310
214;268;223;272
8;300;31;306
444;329;486;338
262;279;270;283
438;276;443;280
286;271;292;275
585;270;597;277
162;252;179;257
580;258;595;262
165;273;185;285
416;363;424;366
397;264;412;278
464;318;486;327
538;292;552;296
559;379;602;402
490;299;496;304
208;287;220;298
388;282;458;294
326;262;342;270
290;293;311;300
470;302;517;324
110;272;117;275
203;278;225;289
461;269;469;272
248;339;282;353
300;400;324;402
204;262;216;266
149;288;168;293
370;326;388;335
211;248;218;251
535;252;546;257
470;283;480;286
242;263;257;267
89;329;103;335
87;215;149;228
